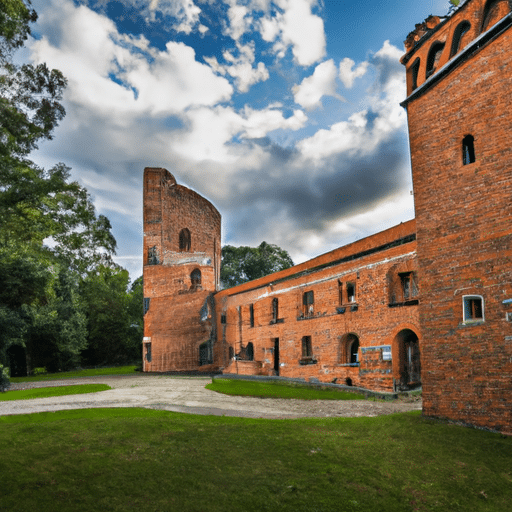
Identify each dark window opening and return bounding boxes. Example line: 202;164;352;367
463;296;484;322
338;280;343;305
349;339;359;364
221;314;227;324
450;21;471;57
400;272;418;300
302;336;313;358
462;135;475;165
272;298;279;323
246;342;254;361
303;290;314;316
347;282;356;303
144;343;152;363
345;377;353;387
228;346;234;359
190;268;202;290
179;228;191;251
249;304;254;327
411;58;420;90
143;297;150;315
426;42;445;78
482;0;510;32
147;246;158;265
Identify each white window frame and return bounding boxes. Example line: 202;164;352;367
462;295;485;323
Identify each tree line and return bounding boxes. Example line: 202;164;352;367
0;0;142;375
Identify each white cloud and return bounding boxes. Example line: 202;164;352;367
205;42;269;93
259;0;325;66
293;59;343;110
339;57;369;88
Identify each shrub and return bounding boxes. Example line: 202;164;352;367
32;367;48;376
0;364;10;392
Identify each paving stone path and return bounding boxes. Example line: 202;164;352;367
1;375;422;419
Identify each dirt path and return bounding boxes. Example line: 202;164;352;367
2;375;422;419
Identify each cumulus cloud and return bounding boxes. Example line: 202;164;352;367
293;59;344;110
338;57;369;88
258;0;326;66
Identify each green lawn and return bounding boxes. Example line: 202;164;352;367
0;408;510;512
206;378;366;400
10;365;138;383
0;384;111;401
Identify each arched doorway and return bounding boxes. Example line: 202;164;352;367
395;329;421;390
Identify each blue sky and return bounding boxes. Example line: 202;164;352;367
26;0;452;279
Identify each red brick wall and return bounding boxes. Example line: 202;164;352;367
143;168;221;372
402;1;512;433
215;221;420;392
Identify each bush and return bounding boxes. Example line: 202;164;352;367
32;367;48;376
0;364;10;392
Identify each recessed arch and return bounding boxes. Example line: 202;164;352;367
394;329;421;390
481;0;510;33
340;333;360;365
450;20;471;57
462;134;476;165
426;41;445;78
179;228;191;251
190;268;202;290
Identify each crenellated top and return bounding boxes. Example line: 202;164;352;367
401;0;511;97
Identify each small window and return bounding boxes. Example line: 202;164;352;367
228;346;234;359
349;338;359;364
148;246;158;265
143;297;150;315
450;21;471;57
410;57;420;91
272;298;279;323
144;342;152;362
246;342;254;361
303;290;314;316
347;282;356;303
179;228;191;251
462;135;475;165
221;314;227;324
426;41;445;78
338;280;343;305
190;268;202;290
302;336;313;358
400;272;418;300
463;295;484;323
249;304;254;327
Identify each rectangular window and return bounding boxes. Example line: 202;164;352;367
463;295;484;323
249;304;254;327
399;272;418;301
302;336;313;358
346;282;356;303
221;314;227;324
143;297;150;315
144;342;152;362
303;290;314;316
338;280;343;305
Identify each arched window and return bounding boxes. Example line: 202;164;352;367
426;42;445;78
450;21;471;57
410;58;420;91
246;342;254;361
462;135;476;165
190;268;202;290
179;228;191;251
340;333;360;365
482;0;510;33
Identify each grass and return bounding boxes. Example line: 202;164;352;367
10;365;138;383
0;408;510;512
0;384;111;401
206;378;366;400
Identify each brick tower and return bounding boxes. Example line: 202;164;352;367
142;168;221;372
401;0;512;433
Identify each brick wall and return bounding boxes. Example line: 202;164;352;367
143;168;221;372
215;221;420;392
402;0;512;433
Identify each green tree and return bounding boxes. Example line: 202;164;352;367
220;241;294;288
0;0;117;373
81;267;142;366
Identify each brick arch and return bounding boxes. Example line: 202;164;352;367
391;326;421;391
339;332;360;365
426;40;446;79
481;0;511;33
450;20;472;57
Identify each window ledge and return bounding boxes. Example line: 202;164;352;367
460;320;485;327
299;357;317;365
388;299;419;308
269;318;284;325
337;363;360;367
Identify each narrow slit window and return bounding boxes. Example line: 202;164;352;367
303;291;314;316
179;228;191;251
347;282;356;303
462;135;475;165
410;58;420;91
450;21;471;57
249;304;254;327
302;336;313;358
272;298;279;323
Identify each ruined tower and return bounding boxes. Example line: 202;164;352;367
401;0;512;433
142;168;221;372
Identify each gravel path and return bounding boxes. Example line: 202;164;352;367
2;375;422;419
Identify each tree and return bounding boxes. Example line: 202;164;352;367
0;0;118;372
220;241;294;288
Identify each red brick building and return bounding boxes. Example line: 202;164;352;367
142;0;512;433
401;0;512;433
